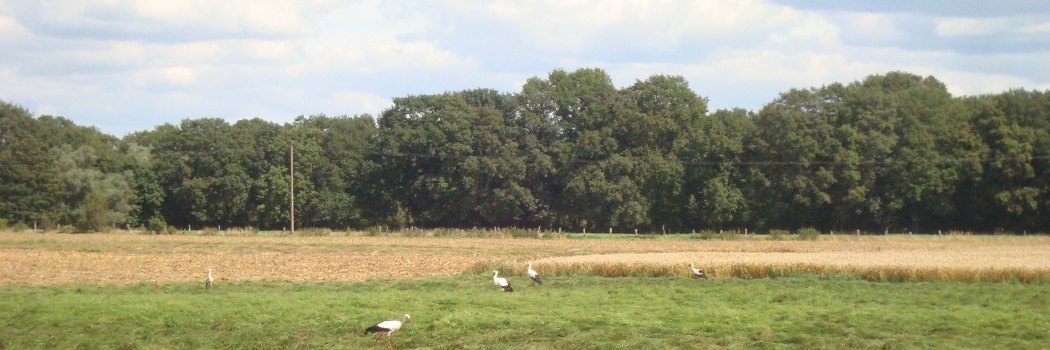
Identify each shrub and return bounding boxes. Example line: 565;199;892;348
797;227;821;240
719;230;743;240
0;218;7;229
695;230;717;240
365;226;382;237
768;229;790;241
147;217;168;234
38;219;57;231
74;217;96;233
11;221;30;232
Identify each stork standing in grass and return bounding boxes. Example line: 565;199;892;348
527;262;543;285
689;263;708;279
492;271;514;292
364;314;412;350
206;269;214;289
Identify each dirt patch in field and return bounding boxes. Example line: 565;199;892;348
2;232;1048;285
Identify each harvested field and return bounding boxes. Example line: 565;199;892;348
1;231;1048;285
537;245;1050;270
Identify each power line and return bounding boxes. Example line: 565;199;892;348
360;150;1050;167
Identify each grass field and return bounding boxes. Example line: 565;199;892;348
2;275;1047;349
2;231;1049;349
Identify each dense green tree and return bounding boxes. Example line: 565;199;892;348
3;70;1050;233
52;145;135;231
137;119;250;228
0;101;65;226
540;69;628;230
964;91;1049;231
990;89;1050;230
751;88;839;230
291;115;377;229
125;142;163;226
376;90;539;228
843;73;983;232
677;108;755;230
614;75;706;230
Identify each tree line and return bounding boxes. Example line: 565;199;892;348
1;69;1048;233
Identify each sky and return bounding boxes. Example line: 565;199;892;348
2;0;1049;137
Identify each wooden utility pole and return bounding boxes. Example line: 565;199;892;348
290;142;295;233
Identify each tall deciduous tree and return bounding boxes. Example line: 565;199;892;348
678;108;754;230
0;101;65;226
751;88;838;230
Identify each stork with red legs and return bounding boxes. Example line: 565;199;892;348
364;314;412;350
492;271;514;292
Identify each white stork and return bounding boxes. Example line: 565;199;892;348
492;271;514;292
527;262;543;285
364;314;412;350
689;263;708;279
206;269;214;289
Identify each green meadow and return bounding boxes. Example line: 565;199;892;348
2;274;1047;349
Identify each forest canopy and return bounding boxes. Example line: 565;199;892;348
2;69;1048;233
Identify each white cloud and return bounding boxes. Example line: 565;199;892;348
330;91;391;114
305;38;468;75
932;70;1050;97
7;0;317;41
439;0;804;55
132;66;200;88
936;17;1011;37
1;0;1049;137
0;13;27;39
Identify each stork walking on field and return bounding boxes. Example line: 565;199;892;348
493;271;514;292
689;263;708;279
364;314;412;350
527;262;543;285
206;269;214;289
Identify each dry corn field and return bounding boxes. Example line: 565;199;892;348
2;231;1049;285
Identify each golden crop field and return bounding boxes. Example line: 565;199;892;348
2;231;1049;285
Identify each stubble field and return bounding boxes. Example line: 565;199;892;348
3;231;1049;285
